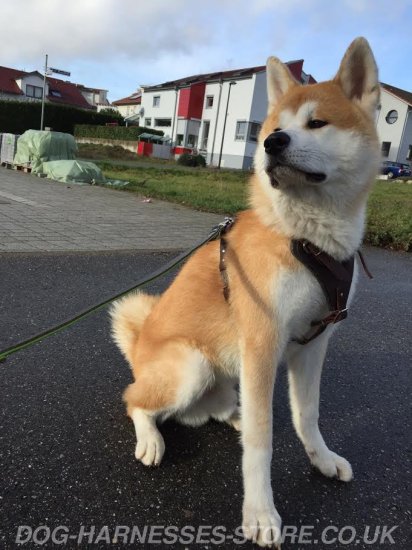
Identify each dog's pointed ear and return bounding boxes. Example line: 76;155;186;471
266;57;299;109
334;37;380;117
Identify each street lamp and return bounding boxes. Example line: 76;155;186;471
217;80;236;168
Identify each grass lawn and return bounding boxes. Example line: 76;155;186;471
99;162;249;214
86;156;411;252
365;181;412;251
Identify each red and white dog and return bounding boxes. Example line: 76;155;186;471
111;38;380;547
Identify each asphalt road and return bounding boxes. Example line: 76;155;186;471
0;247;411;549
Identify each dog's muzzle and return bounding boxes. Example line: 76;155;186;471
264;131;326;187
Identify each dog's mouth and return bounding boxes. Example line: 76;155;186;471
266;164;326;188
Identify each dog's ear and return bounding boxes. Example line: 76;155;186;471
334;37;380;117
266;57;299;109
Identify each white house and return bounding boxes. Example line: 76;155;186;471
137;61;315;169
0;65;107;110
377;83;412;163
112;90;142;120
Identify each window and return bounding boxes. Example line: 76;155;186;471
385;110;398;124
176;134;184;146
26;84;43;99
248;122;261;142
187;134;198;147
145;118;152;127
235;121;247;141
49;90;62;98
153;96;160;107
381;141;391;157
154;118;171;127
201;121;210;149
205;96;214;109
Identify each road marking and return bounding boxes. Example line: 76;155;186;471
0;191;47;207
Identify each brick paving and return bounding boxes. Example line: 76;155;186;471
0;169;223;252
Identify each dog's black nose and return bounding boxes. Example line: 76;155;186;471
264;132;291;155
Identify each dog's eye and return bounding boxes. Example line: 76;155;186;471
307;119;328;129
274;127;282;132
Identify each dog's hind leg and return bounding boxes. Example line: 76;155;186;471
124;344;214;466
176;377;239;429
286;333;353;482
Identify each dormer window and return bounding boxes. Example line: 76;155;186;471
50;90;62;98
26;84;43;99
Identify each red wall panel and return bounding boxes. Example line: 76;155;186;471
178;88;190;117
188;82;205;119
177;82;206;119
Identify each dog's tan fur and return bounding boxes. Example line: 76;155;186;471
111;38;380;547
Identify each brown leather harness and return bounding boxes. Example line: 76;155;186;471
218;219;372;345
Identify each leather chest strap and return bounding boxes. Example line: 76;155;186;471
290;239;355;345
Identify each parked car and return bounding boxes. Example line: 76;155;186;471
381;161;412;179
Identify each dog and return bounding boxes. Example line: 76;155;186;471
111;37;380;548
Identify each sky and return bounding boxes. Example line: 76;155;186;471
1;0;411;103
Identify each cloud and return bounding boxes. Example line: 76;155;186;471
1;0;410;99
0;0;228;64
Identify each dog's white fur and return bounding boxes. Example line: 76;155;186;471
111;38;380;547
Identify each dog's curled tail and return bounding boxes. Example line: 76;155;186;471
110;292;160;365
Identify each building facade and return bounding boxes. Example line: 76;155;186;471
112;91;142;122
377;83;412;164
133;61;315;169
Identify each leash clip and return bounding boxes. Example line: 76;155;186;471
210;216;235;239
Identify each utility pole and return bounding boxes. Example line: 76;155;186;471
40;54;48;131
218;81;236;169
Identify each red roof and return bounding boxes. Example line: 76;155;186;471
46;76;93;109
0;66;26;94
0;65;94;109
112;92;141;106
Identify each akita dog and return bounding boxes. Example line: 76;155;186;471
111;37;380;547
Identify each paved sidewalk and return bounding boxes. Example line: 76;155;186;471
0;169;223;252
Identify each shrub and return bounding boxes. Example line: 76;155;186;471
177;153;206;167
98;108;124;123
0;100;122;135
74;125;163;141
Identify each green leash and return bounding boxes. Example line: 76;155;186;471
0;218;234;362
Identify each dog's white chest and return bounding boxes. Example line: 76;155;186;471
273;266;327;342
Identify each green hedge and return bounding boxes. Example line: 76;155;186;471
74;125;164;141
0;100;123;135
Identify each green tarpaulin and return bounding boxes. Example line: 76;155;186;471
14;130;77;173
41;160;105;184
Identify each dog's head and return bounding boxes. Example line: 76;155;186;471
255;37;380;203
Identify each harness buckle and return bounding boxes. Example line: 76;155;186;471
311;308;348;328
302;240;322;256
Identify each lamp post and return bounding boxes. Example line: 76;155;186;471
217;80;236;169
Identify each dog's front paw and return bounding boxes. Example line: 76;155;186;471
310;449;353;481
135;429;165;467
242;502;282;548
